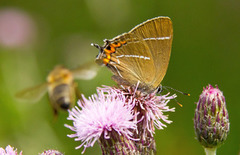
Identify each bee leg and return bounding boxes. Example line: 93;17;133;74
52;108;58;121
74;83;82;101
73;82;86;108
75;89;81;99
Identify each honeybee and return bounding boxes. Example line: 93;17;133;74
15;62;99;116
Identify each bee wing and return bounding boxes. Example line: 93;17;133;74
15;83;48;103
71;61;99;80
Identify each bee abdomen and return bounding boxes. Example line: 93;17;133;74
56;97;70;110
51;84;73;110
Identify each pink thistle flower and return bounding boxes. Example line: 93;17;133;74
39;150;63;155
100;85;176;153
65;87;138;154
100;85;176;135
0;8;36;49
0;145;22;155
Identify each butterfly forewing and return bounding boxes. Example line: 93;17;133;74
129;17;173;89
108;33;155;88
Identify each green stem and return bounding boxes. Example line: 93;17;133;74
204;147;217;155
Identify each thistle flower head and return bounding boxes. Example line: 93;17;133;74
0;145;22;155
106;85;176;135
194;84;230;148
65;86;138;154
0;8;36;48
100;85;176;154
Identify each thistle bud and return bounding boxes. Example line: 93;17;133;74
194;85;230;151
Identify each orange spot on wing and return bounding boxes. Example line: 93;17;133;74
111;42;121;48
102;41;127;66
110;46;115;52
104;49;112;54
120;41;126;45
110;41;126;48
106;54;111;60
103;58;110;65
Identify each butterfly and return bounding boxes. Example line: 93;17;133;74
92;17;173;93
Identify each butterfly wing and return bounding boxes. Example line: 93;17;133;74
129;16;173;89
108;33;155;91
94;16;173;92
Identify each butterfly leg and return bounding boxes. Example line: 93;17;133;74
111;75;131;87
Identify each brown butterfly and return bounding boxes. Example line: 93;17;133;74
92;17;173;93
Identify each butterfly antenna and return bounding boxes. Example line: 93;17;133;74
91;43;100;49
162;86;190;107
163;86;190;96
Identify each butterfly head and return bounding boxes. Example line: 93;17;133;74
91;42;106;66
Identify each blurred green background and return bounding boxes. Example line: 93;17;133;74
0;0;239;154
